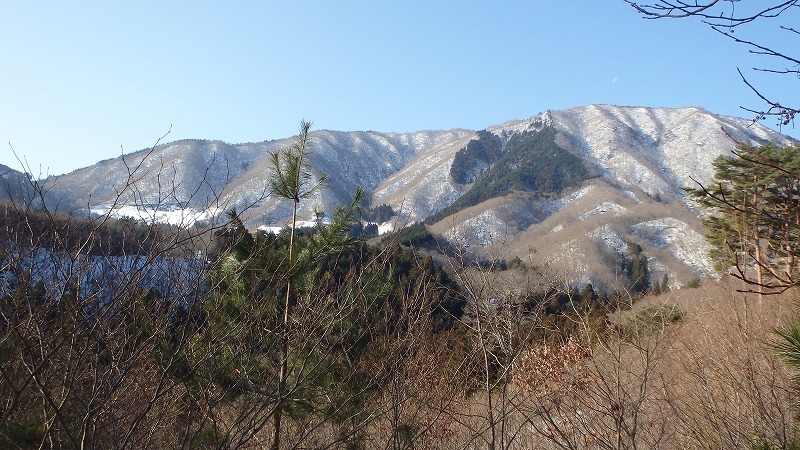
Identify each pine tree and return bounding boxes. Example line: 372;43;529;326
267;121;373;450
686;143;800;294
627;243;650;294
202;122;369;449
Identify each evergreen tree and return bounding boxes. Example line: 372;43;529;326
206;122;367;449
626;243;650;294
686;143;800;294
198;122;469;448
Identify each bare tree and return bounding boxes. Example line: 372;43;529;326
0;135;228;448
626;0;800;127
433;224;559;450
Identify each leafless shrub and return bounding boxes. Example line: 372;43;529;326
660;290;797;448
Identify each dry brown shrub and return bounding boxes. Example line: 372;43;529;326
512;337;593;401
658;286;797;449
467;282;798;450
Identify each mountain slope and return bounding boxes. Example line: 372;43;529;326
46;129;472;226
0;163;35;203
38;105;794;290
420;105;792;289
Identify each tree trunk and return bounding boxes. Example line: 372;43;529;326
272;197;298;450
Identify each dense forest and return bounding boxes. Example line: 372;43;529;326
449;130;503;185
429;127;593;224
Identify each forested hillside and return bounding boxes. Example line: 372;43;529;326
38;107;792;290
429;126;593;224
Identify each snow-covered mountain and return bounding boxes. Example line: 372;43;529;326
29;105;794;290
419;105;793;289
44;129;473;227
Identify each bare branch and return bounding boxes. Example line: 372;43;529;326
627;1;799;27
627;1;800;129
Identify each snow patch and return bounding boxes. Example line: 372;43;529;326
587;225;628;254
378;221;394;235
90;204;221;227
445;210;510;247
630;218;717;277
577;201;627;221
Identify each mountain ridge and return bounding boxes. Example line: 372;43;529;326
8;104;794;291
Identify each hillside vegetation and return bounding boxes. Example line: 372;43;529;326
429;126;592;224
0;125;798;449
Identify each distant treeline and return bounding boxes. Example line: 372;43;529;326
0;201;196;257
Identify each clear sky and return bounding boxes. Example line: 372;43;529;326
2;1;798;176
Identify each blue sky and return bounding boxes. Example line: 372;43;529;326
2;1;798;176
